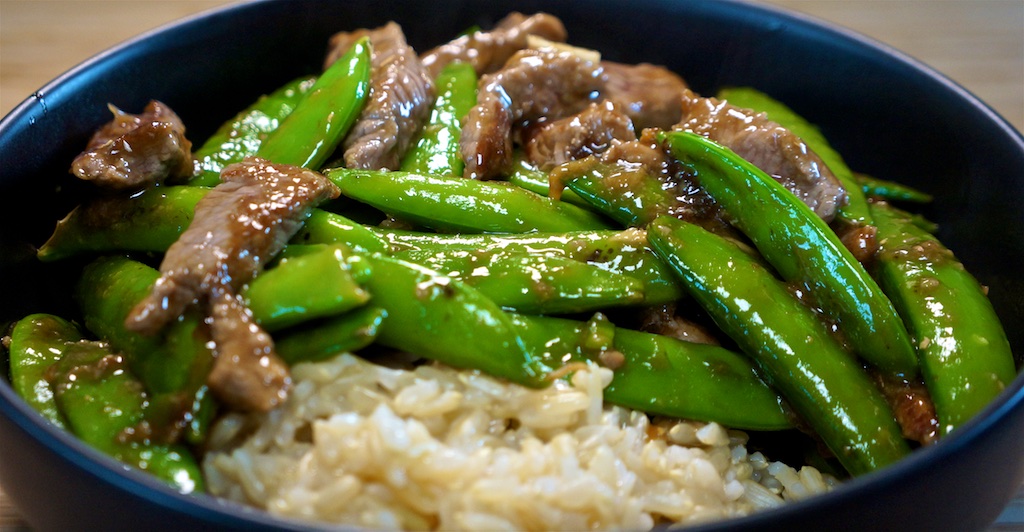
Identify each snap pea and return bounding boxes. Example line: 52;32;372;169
367;225;684;304
870;202;1016;435
905;212;939;234
293;209;391;253
294;211;683;303
47;339;204;493
276;244;374;282
662;131;918;377
326;167;612;232
510;312;793;430
76;256;215;444
275;306;387;364
7;314;81;427
716;86;871;226
190;75;318;186
37;185;207;262
360;254;549;387
392;248;645;314
242;244;370;331
255;37;371;169
399;61;477;176
857;172;933;203
556;157;676;227
648;216;910;475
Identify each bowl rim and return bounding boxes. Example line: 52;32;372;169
1;0;1022;529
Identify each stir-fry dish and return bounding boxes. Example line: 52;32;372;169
3;12;1018;529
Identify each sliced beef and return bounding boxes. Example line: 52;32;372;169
420;12;568;78
206;291;290;413
600;130;729;233
601;61;688;131
675;89;847;222
873;371;940;445
839;223;880;265
325;22;433;170
125;157;340;411
461;49;605;179
600;129;672;176
70;100;192;190
523;101;635;170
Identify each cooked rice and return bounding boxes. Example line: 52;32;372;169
203;353;836;530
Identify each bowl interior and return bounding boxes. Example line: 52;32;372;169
1;0;1022;530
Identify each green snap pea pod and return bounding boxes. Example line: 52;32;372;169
906;212;939;234
190;75;318;186
275;306;387;364
716;86;871;226
378;226;683;304
37;185;208;262
292;209;391;253
277;244;374;283
292;210;683;303
662;131;918;377
6;314;82;427
255;37;371;169
382;227;683;304
361;254;549;387
392;248;645;314
870;202;1016;435
399;62;477;176
505;155;591;209
648;215;910;475
243;244;370;331
48;340;204;493
509;312;792;430
325;168;612;233
558;158;677;227
76;256;215;444
856;172;933;203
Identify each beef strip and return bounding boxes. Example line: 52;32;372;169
523;101;635;170
419;12;568;78
70;100;192;190
599;129;672;176
873;371;940;445
675;89;847;222
324;22;433;170
460;49;605;179
599;130;732;233
838;223;880;265
125;157;340;411
601;61;688;131
206;291;290;413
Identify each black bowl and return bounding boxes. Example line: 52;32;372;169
1;0;1022;530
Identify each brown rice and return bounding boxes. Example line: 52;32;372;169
203;353;835;530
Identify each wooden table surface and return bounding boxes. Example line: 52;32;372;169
1;0;1022;529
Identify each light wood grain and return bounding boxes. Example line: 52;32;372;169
1;0;1021;529
757;0;1023;134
